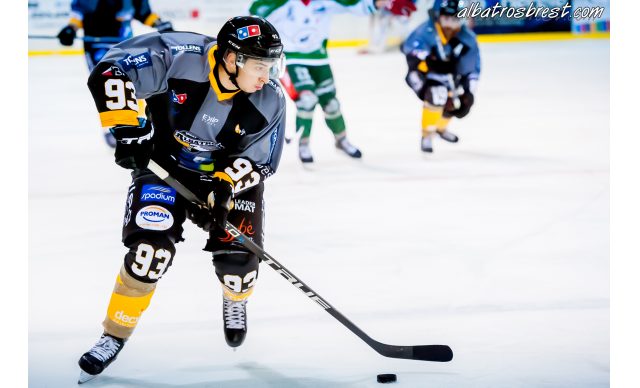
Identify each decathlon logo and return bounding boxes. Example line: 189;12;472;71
135;205;173;231
115;310;138;325
140;185;176;205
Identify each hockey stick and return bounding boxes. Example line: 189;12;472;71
28;34;123;43
147;159;453;362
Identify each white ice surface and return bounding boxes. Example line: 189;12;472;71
29;39;609;387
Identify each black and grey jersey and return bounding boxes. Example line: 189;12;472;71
87;31;287;195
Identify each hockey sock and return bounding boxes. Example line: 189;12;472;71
295;113;313;139
421;104;443;137
322;98;346;135
103;267;156;339
325;114;346;135
435;117;451;133
222;284;254;302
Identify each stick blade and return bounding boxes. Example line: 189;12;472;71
412;345;453;362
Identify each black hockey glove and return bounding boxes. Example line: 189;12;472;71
153;19;174;32
452;92;474;118
187;173;234;233
111;120;154;170
57;25;76;46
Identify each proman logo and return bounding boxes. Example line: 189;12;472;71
135;205;174;231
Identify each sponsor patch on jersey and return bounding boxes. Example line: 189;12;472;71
140;185;176;205
102;66;125;77
118;52;152;71
174;130;225;152
123;184;135;226
234;124;246;136
170;44;204;55
202;113;219;127
234;199;256;213
220;217;255;242
171;90;187;104
135;205;173;231
237;25;261;40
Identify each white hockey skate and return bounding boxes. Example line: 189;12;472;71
335;137;362;159
437;130;459;143
421;135;434;153
298;141;314;163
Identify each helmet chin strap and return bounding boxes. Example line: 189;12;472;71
220;56;240;89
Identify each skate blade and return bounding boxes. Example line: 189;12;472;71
78;370;98;384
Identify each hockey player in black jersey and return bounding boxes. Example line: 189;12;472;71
77;16;287;383
57;0;173;147
401;0;480;153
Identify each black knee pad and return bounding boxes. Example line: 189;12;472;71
212;251;259;295
123;234;176;283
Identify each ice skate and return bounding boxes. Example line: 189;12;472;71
78;333;126;384
421;135;434;153
298;141;314;163
223;295;248;347
335;136;362;159
437;130;459;143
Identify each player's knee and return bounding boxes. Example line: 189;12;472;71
322;98;341;116
212;251;259;300
123;235;176;283
295;90;318;111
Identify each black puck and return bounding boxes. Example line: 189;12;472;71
377;374;397;383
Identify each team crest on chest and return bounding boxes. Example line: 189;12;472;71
174;130;225;152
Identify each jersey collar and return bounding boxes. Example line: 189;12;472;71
208;45;241;101
435;23;449;45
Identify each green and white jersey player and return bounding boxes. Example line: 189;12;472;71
249;0;394;163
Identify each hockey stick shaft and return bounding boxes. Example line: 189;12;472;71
147;159;453;362
28;34;123;43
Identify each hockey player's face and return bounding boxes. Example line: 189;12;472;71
237;58;279;92
438;15;462;37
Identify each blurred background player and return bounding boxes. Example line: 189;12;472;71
76;16;286;383
359;0;417;54
57;0;173;147
251;0;415;163
401;0;480;153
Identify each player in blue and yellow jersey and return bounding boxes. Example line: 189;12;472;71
57;0;173;147
402;0;480;153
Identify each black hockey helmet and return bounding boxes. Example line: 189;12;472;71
216;16;285;79
432;0;464;17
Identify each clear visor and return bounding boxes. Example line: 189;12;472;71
236;53;286;79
